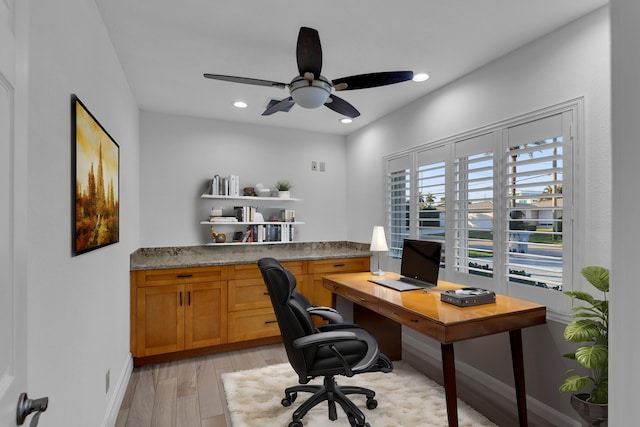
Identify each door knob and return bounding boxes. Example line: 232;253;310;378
16;393;48;426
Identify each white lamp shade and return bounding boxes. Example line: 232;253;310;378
370;226;389;252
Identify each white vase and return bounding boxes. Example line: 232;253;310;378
278;190;290;199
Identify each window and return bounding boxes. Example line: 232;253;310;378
384;102;578;310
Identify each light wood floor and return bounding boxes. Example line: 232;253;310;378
115;344;289;427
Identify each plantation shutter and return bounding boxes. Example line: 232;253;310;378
416;146;447;254
386;155;412;258
504;113;567;290
453;133;495;277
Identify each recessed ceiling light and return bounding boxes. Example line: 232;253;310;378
340;118;353;124
413;73;430;82
233;101;248;108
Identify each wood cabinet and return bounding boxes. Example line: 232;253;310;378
130;266;227;358
130;256;368;364
227;261;307;342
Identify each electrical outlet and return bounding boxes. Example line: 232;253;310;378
311;161;318;171
319;161;326;172
106;369;110;394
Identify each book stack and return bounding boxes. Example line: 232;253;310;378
209;216;238;223
211;174;240;196
235;206;258;222
239;224;294;243
281;209;296;222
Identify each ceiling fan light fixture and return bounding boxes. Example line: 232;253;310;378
413;73;430;82
290;76;331;109
233;101;248;108
340;118;353;124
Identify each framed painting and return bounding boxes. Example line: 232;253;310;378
72;95;119;255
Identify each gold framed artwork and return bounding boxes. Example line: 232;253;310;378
72;95;119;255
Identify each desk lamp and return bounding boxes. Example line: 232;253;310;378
370;226;389;276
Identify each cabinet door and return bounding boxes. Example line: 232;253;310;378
136;285;184;357
185;281;227;349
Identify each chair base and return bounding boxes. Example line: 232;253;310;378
283;375;377;427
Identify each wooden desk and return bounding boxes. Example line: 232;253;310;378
323;272;546;427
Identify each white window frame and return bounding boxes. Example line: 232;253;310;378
383;98;583;314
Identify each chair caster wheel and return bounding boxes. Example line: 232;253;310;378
366;398;378;409
282;392;297;407
288;422;303;427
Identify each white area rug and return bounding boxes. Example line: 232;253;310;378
222;361;496;426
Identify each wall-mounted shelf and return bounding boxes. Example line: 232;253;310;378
200;193;303;245
201;221;305;226
200;193;302;202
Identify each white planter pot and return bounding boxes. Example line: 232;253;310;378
278;190;290;199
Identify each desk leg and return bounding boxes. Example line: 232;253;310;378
509;329;528;427
441;343;458;427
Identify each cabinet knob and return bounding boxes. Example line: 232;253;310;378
16;393;48;426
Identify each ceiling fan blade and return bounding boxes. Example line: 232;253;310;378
262;97;295;116
332;71;414;91
203;74;287;89
296;27;322;79
324;94;360;118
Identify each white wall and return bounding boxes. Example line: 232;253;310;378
610;0;640;424
139;111;349;247
346;7;610;426
26;0;139;425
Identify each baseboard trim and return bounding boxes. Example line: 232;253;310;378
102;353;133;427
402;329;581;427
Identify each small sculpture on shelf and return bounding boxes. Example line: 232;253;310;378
210;227;227;243
254;183;271;197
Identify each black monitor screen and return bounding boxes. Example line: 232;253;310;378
400;239;442;285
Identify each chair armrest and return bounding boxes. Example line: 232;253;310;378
292;331;357;350
307;306;344;324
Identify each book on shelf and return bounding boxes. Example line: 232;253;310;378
211;175;220;195
234;206;257;222
229;174;240;196
281;209;296;222
241;227;254;243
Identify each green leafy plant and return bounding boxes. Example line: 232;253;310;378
276;180;292;191
559;265;609;404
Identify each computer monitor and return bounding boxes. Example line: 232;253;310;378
400;239;442;286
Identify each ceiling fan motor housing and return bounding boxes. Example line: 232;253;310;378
289;75;332;108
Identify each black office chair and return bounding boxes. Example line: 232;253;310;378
258;257;393;427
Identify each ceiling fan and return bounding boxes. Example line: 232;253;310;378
204;27;414;118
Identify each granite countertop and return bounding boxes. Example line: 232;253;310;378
130;241;371;270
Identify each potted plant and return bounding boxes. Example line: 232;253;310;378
275;180;293;199
559;265;609;426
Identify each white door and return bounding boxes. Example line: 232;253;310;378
0;1;30;425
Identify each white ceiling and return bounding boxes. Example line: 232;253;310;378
95;0;608;136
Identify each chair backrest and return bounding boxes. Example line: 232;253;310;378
258;257;318;382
